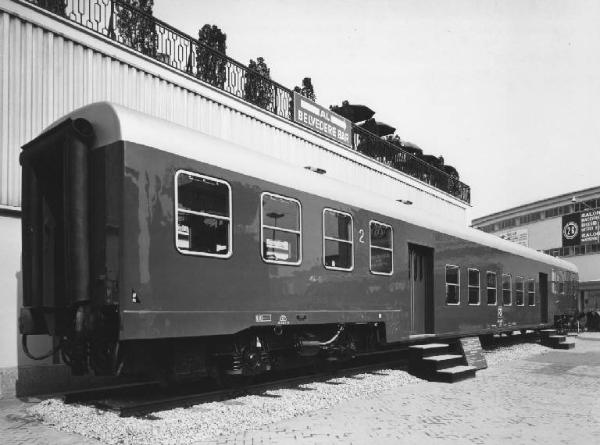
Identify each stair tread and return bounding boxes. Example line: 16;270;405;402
422;354;463;362
437;365;477;374
409;343;449;350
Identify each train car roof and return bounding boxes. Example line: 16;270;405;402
46;102;577;273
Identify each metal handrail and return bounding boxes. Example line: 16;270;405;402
23;0;471;203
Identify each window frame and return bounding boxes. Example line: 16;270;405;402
322;208;354;272
445;264;460;305
467;268;480;306
515;276;525;306
369;220;393;276
486;271;497;306
527;278;536;306
502;273;512;306
174;170;233;259
260;191;302;266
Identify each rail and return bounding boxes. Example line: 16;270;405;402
23;0;471;203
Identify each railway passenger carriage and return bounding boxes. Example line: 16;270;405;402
19;103;579;380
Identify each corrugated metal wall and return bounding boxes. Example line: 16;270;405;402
0;2;467;222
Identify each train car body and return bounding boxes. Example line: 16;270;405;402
19;103;578;379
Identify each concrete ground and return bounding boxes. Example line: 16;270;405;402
2;333;600;445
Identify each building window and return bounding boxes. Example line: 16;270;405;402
527;279;535;306
468;268;480;305
502;274;512;306
323;209;353;271
369;221;393;275
515;276;524;306
486;271;497;305
175;171;232;257
261;192;301;265
446;265;460;305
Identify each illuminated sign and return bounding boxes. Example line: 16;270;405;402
293;92;352;147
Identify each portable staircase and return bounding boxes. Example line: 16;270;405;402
539;329;576;349
408;343;477;383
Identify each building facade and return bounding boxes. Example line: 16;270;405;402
472;186;600;314
0;0;471;397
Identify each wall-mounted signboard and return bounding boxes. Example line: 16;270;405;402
293;92;352;147
562;210;600;247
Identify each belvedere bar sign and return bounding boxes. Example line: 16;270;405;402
293;92;352;147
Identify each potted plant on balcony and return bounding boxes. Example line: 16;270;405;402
116;0;158;57
244;57;273;110
196;25;227;89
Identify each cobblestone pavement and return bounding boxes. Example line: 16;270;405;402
199;333;600;445
2;333;600;445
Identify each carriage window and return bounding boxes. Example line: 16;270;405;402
486;271;497;305
323;209;353;270
445;265;460;305
527;279;535;306
558;271;565;295
468;268;480;305
551;270;557;294
175;171;232;257
502;274;512;305
261;193;301;264
370;221;393;275
516;276;525;306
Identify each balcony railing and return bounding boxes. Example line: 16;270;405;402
24;0;471;204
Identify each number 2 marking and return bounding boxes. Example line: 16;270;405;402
358;229;365;243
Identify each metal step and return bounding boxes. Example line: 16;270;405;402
539;329;557;338
421;354;465;372
554;340;575;350
435;365;477;383
408;343;449;359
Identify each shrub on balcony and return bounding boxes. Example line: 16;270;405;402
294;77;316;101
244;57;273;110
116;0;158;57
196;25;227;88
37;0;66;16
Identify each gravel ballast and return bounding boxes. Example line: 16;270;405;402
26;341;550;444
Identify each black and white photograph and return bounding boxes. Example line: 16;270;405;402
0;0;599;443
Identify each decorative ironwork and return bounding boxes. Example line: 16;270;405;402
24;0;471;203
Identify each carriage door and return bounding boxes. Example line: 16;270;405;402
539;272;549;323
408;244;434;334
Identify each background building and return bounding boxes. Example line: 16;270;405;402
472;186;600;314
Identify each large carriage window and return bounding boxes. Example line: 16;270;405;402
486;271;497;305
515;276;524;306
527;279;535;306
323;209;353;270
261;193;301;264
175;171;231;257
370;221;393;275
468;268;480;305
502;274;512;305
446;265;460;305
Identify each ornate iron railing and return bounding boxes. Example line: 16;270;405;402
24;0;471;203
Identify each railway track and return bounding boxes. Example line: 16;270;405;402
62;332;543;417
64;347;410;417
